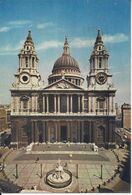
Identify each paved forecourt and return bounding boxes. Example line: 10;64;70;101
3;143;124;192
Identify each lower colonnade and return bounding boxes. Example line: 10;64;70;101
31;120;94;143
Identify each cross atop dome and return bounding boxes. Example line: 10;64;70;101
63;36;70;55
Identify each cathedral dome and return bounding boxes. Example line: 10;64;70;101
53;54;80;73
52;37;80;74
48;37;84;86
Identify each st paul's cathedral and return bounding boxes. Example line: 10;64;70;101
10;30;116;148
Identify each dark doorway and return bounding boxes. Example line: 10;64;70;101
61;126;67;142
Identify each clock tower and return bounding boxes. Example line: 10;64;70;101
86;30;116;147
12;31;41;89
87;30;114;90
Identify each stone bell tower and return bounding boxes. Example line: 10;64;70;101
87;30;114;91
12;31;41;89
10;31;42;147
86;30;116;147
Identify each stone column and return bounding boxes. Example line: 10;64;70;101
31;96;33;112
67;95;69;113
91;97;93;112
35;96;38;112
43;95;45;113
70;95;72;113
78;95;80;113
58;95;60;113
88;96;90;113
109;96;112;113
47;95;49;113
82;95;84;113
54;95;56;113
112;95;114;112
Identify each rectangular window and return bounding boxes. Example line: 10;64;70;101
49;95;54;113
72;95;78;113
60;95;67;113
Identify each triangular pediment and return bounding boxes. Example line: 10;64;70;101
44;79;83;90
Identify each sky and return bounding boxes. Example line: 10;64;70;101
0;0;130;106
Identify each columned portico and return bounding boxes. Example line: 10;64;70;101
30;120;86;143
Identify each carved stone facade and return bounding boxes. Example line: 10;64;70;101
10;30;116;148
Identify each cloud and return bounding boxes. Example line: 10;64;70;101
103;33;128;43
71;33;128;48
37;22;55;29
71;38;94;48
36;40;62;50
0;26;10;32
0;20;32;33
0;40;23;55
36;33;128;51
8;20;31;26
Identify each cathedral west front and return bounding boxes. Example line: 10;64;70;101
10;30;116;148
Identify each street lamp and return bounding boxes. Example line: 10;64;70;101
100;164;103;179
40;163;42;178
16;164;18;179
76;163;78;178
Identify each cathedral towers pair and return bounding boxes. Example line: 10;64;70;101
10;30;116;148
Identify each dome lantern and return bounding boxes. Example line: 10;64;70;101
63;37;70;55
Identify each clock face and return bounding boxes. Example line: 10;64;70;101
20;73;30;84
96;72;107;85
